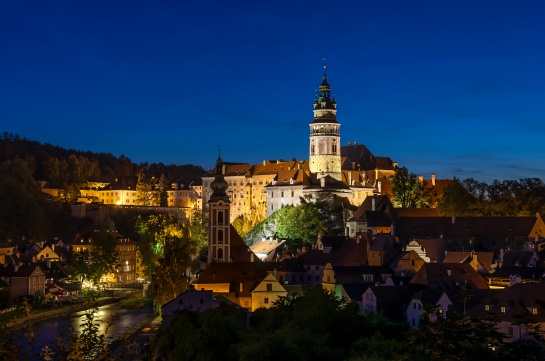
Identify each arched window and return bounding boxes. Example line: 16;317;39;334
218;210;223;224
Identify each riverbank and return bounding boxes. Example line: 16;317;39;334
5;290;141;328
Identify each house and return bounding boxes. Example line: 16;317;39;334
345;195;392;238
409;263;490;292
249;238;287;262
250;273;288;311
406;289;455;328
486;266;545;288
388;250;426;276
161;285;220;328
0;263;46;298
393;215;545;252
467;283;545;342
367;233;400;267
443;251;494;274
192;262;284;310
322;263;394;301
362;284;411;321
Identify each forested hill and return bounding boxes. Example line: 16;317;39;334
0;132;205;183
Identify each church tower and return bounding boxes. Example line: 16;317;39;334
309;66;342;182
207;154;231;264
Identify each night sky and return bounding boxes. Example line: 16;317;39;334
2;1;544;183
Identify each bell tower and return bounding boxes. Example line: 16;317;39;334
309;65;342;182
207;152;231;264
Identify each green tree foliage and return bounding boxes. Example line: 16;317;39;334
148;228;201;308
389;166;431;208
274;203;328;247
68;230;120;288
438;177;545;216
135;213;185;278
243;198;344;247
187;207;208;252
135;168;153;206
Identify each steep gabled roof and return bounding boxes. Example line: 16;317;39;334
410;263;489;291
468;283;545;323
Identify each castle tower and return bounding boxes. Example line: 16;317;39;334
207;154;231;264
309;66;342;182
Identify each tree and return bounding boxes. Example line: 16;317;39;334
135;168;153;206
148;229;199;308
135;213;185;278
389;166;431;208
154;304;246;361
437;177;477;216
68;230;120;288
275;203;327;247
0;158;50;241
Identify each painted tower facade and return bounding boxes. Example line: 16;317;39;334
207;156;231;264
309;67;342;181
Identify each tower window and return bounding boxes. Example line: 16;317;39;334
218;211;223;224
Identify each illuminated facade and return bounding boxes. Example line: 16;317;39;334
309;67;342;182
201;68;397;221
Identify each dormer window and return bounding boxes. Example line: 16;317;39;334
533;307;538;315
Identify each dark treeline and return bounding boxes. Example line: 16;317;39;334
0;132;205;184
438;177;545;217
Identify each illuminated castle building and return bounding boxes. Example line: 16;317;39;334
202;68;397;221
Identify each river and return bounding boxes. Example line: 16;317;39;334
16;303;155;356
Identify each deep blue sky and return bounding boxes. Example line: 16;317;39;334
2;1;544;183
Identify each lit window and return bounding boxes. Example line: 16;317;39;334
485;304;490;311
501;306;506;313
533;308;538;315
264;298;269;304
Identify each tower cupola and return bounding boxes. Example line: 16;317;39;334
209;156;230;203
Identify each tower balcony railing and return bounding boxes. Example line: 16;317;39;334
310;130;340;136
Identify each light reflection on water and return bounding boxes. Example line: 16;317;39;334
17;304;154;353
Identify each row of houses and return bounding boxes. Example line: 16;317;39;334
0;230;141;302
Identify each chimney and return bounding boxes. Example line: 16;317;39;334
348;172;352;185
372;196;376;211
51;244;55;251
351;162;356;170
418;175;423;183
263;160;266;166
452;215;456;224
320;177;325;188
432;174;436;186
446;268;452;277
354;141;357;146
377;181;382;193
348;141;352;146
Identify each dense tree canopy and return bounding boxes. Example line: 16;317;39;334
389;166;432;208
242;196;345;247
438;177;545;216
